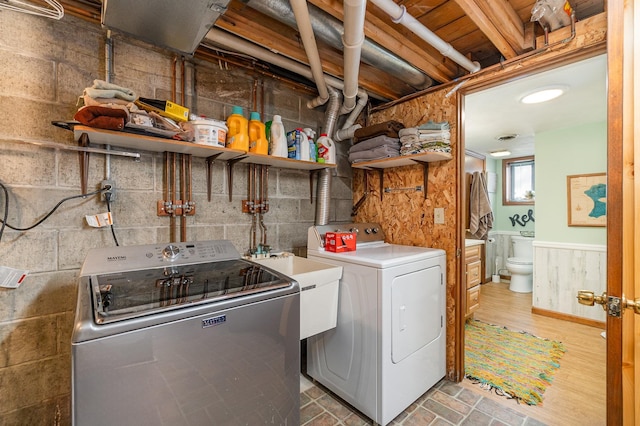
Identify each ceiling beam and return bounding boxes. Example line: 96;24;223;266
453;0;526;59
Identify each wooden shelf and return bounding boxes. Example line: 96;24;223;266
351;151;452;169
71;125;335;170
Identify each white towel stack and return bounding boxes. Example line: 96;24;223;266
399;120;451;156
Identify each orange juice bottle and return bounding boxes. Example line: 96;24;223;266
226;106;249;151
248;112;269;155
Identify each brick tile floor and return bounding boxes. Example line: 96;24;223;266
300;377;547;426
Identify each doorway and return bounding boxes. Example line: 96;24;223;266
458;52;607;424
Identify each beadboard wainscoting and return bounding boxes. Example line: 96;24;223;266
532;241;606;323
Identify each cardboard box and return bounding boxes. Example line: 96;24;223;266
325;232;356;252
135;98;189;122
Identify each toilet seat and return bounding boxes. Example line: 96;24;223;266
507;257;532;265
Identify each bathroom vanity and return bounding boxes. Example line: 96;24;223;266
465;240;485;317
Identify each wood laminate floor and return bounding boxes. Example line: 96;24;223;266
460;281;607;426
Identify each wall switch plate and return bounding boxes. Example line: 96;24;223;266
434;207;445;224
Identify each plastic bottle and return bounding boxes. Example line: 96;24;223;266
299;128;310;161
248;112;269;155
316;133;336;164
269;115;288;158
226;106;249;151
287;129;301;160
303;128;317;162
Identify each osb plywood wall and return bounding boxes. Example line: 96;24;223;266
354;11;607;377
353;89;459;374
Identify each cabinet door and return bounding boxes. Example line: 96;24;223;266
466;286;480;315
466;260;482;288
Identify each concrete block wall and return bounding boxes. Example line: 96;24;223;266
0;11;353;424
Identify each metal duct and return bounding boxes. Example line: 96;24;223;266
315;87;342;226
102;0;230;54
240;0;433;91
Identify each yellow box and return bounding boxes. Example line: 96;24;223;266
135;98;189;122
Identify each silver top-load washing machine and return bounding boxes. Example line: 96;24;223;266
306;223;446;426
71;240;300;426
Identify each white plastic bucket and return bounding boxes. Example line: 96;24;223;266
191;119;227;147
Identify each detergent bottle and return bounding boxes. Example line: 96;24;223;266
299;128;310;161
248;112;269;155
269;115;288;158
316;133;336;164
226;106;249;151
303;128;317;162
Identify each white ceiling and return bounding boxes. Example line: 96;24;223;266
464;54;607;159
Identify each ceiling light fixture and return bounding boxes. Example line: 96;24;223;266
520;86;568;104
490;150;511;157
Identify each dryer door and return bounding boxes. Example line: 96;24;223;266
391;264;443;363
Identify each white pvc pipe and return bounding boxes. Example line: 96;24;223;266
290;0;330;107
341;0;366;113
369;0;481;74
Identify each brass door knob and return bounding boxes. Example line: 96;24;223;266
577;290;607;310
577;290;640;315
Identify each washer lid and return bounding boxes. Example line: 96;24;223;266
90;259;291;324
507;257;532;265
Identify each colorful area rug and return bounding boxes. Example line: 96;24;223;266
465;319;566;406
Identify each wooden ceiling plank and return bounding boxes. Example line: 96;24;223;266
453;0;519;58
476;0;526;51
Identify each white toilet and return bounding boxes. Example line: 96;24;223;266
505;235;534;293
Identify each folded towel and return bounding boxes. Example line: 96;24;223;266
418;120;450;131
399;127;451;139
74;105;128;131
349;144;400;163
400;141;451;155
353;120;404;143
92;79;137;98
349;135;400;154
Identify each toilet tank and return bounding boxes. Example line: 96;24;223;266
511;236;533;259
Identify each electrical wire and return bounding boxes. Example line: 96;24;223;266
0;182;8;243
105;193;120;247
0;185;108;243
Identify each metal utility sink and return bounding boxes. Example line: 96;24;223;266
253;255;342;339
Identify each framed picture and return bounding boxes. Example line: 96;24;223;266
566;173;607;227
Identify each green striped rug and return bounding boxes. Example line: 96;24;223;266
465;319;566;406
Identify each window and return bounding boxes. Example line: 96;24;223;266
502;156;535;205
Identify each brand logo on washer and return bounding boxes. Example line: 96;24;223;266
106;256;126;261
202;314;226;328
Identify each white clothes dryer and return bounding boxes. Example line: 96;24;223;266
306;223;446;426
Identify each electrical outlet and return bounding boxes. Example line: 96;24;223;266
101;180;116;202
434;207;445;224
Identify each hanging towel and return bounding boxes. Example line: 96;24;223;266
469;171;493;240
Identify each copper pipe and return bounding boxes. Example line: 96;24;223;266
170;152;176;242
164;152;170;202
252;79;258;112
194;49;318;96
180;154;187;242
260;79;265;121
171;56;177;103
187;155;192;201
180;56;186;106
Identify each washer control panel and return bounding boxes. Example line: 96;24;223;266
80;240;242;276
